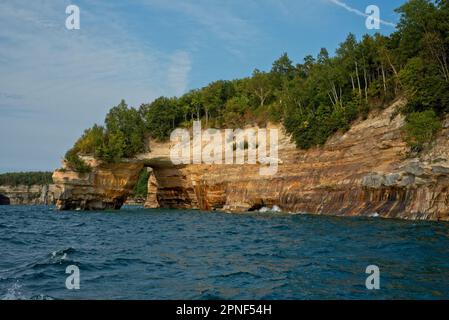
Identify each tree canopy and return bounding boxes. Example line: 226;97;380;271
0;172;53;187
65;0;449;171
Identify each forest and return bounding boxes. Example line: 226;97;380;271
0;172;53;187
65;0;449;173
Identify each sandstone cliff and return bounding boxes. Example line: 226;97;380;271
52;158;144;210
0;184;56;205
53;99;449;220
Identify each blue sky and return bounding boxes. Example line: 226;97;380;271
0;0;406;172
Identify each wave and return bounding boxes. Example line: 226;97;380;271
50;247;76;262
1;280;57;300
70;222;86;228
0;247;78;280
213;271;262;279
259;205;282;213
29;294;57;300
1;281;25;300
0;223;15;229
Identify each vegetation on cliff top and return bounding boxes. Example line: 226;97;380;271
0;172;53;187
65;0;449;171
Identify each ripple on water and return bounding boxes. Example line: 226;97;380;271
0;205;449;299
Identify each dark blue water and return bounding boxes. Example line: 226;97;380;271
1;205;449;300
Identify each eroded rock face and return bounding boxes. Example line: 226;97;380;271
53;159;144;210
0;184;56;205
53;99;449;220
144;170;159;209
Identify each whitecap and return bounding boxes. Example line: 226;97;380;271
2;281;25;300
259;206;283;213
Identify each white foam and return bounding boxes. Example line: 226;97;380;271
259;205;282;213
2;281;25;300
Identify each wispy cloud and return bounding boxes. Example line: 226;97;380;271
327;0;396;27
167;51;192;96
137;0;258;57
0;0;193;170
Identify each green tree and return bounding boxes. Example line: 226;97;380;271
249;70;273;109
0;172;53;186
73;124;105;156
272;53;295;83
140;97;180;141
132;169;150;199
404;110;442;152
202;80;235;127
223;96;249;128
400;57;449;114
103;100;146;157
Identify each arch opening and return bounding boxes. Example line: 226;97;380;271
126;167;154;207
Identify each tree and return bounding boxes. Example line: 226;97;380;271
394;0;439;64
272;53;295;80
223;96;250;128
103;100;146;158
404;110;442;152
249;70;273;108
73;124;105;156
399;57;449;114
140;97;181;141
0;172;53;186
202;80;235;127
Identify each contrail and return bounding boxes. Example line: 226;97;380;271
328;0;396;27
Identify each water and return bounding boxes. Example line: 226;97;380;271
1;205;449;300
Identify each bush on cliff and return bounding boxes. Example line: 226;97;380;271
65;100;147;170
403;110;442;152
64;148;92;174
72;124;105;156
64;125;104;172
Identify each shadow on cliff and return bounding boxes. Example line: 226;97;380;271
0;193;10;205
149;165;202;210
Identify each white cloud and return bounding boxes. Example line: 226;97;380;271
0;0;193;171
327;0;396;27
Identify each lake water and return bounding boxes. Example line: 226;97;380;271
1;205;448;300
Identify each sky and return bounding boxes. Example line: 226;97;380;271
0;0;406;173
